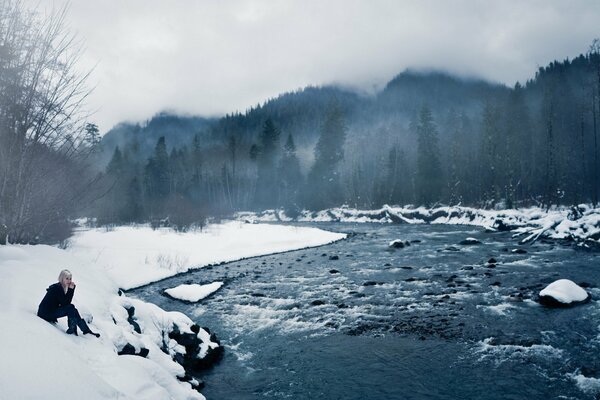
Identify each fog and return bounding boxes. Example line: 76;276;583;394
33;0;600;132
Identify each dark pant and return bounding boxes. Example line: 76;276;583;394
40;304;91;333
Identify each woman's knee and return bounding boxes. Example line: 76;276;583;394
66;304;80;317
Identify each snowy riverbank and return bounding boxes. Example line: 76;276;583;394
237;204;600;247
67;220;346;290
0;222;346;399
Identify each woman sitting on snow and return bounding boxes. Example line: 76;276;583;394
37;269;100;337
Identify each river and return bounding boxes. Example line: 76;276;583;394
130;222;600;400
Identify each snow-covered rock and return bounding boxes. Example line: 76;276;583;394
459;237;481;245
389;239;410;249
539;279;590;307
165;282;224;302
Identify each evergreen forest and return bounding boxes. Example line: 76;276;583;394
90;42;600;229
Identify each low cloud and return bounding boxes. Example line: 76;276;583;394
35;0;600;131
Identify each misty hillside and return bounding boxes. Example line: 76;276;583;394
97;113;215;167
88;49;600;226
379;70;508;114
96;70;506;166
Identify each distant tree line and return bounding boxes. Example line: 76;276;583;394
90;41;600;227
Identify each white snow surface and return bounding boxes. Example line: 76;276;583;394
0;244;207;400
165;282;224;302
67;221;346;289
1;221;345;399
539;279;589;304
237;204;600;245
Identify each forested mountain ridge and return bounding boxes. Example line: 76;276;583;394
97;113;215;167
91;45;600;227
97;70;506;164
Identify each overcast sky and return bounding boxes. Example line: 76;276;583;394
35;0;600;132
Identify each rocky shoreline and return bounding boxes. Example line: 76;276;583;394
114;295;224;395
237;205;600;248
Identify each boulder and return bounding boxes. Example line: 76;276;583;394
124;306;141;334
539;279;591;307
118;343;149;358
459;237;481;245
168;323;223;371
389;239;410;249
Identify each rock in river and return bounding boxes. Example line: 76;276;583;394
539;279;590;307
389;239;411;249
459;237;481;245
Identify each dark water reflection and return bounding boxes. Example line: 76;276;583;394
130;223;600;400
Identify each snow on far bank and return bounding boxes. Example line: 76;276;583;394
67;221;346;290
165;282;224;302
237;204;600;246
0;244;209;400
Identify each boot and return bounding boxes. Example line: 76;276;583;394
77;318;100;338
66;318;78;336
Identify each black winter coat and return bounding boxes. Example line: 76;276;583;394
37;282;75;322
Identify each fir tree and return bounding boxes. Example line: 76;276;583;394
144;136;171;215
415;105;442;205
278;134;303;214
253;118;281;208
307;103;347;210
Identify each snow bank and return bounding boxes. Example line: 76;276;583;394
67;221;346;289
165;282;224;302
539;279;590;306
2;221;345;399
237;205;600;246
0;244;208;400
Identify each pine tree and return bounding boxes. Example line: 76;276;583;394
415;105;442;205
306;103;347;210
144;136;171;215
504;83;532;206
106;147;124;176
278;134;303;214
382;145;409;206
479;102;502;204
253;118;281;209
124;176;143;222
589;39;600;205
542;91;558;208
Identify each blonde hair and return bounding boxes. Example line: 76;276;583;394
58;269;72;282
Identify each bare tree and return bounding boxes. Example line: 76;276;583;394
0;1;95;243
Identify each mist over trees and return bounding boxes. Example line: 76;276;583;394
0;1;97;244
89;42;600;226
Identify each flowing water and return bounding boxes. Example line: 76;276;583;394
130;223;600;400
